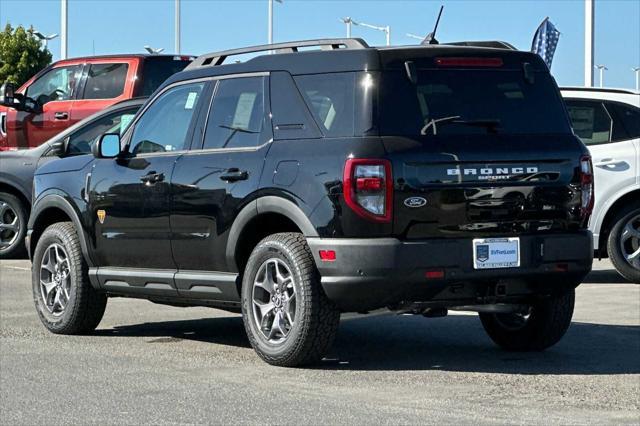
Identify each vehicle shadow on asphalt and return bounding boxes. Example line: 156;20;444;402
582;268;630;284
95;312;639;375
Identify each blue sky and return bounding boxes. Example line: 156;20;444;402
1;0;639;89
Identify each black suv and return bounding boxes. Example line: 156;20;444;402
28;39;593;366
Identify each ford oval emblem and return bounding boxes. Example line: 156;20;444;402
404;197;427;208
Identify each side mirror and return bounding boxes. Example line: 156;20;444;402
93;133;121;159
49;137;67;157
0;83;16;107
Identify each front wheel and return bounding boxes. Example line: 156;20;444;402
241;233;340;367
479;289;575;351
32;222;107;334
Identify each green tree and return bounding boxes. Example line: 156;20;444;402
0;23;52;87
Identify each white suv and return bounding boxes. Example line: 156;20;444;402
562;87;640;282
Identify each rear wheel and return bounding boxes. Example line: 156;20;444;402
241;233;340;367
479;289;575;351
607;204;640;283
32;222;107;334
0;192;26;259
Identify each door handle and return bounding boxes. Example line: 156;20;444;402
595;158;624;167
54;112;69;120
140;171;165;185
220;168;248;182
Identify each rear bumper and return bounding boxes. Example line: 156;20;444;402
307;231;593;312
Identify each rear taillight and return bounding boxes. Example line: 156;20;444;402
579;155;594;221
343;158;393;223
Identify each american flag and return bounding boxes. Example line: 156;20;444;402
531;18;561;69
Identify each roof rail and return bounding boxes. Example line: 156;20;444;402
186;38;370;70
444;41;517;50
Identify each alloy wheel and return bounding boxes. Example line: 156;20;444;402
0;201;20;252
619;213;640;270
251;258;297;344
39;243;72;316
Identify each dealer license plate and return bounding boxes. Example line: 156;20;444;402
472;238;520;269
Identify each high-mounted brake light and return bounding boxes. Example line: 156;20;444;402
579;155;594;222
435;57;504;67
343;158;393;223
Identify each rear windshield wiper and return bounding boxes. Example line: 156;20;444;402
421;117;501;135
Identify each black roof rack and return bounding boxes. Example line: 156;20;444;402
444;40;517;50
186;38;370;70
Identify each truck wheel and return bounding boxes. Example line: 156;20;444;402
241;233;340;367
0;192;26;259
607;204;640;283
32;222;107;334
479;289;575;351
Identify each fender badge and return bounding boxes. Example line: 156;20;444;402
404;197;427;208
97;209;106;224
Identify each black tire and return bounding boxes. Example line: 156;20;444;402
606;203;640;283
241;232;340;367
0;192;27;259
32;222;107;334
479;289;575;351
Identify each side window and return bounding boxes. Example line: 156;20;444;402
293;73;355;137
66;107;140;155
25;65;82;106
82;63;129;100
606;102;640;141
565;100;612;145
203;77;268;150
129;82;205;155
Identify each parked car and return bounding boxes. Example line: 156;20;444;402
0;54;192;151
0;98;145;258
562;87;640;282
27;39;593;366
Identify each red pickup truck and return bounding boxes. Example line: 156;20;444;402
0;54;193;150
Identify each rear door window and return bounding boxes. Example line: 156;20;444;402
82;63;128;99
565;100;612;145
294;73;355;137
202;77;269;150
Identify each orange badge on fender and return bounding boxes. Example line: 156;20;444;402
97;209;106;224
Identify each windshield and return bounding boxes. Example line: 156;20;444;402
380;69;571;136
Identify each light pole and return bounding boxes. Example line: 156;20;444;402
268;0;283;45
352;20;391;46
633;67;640;91
340;17;355;38
60;0;67;59
584;0;594;87
33;31;58;49
144;46;165;54
175;0;180;54
595;64;608;88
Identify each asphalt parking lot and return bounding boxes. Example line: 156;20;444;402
0;259;638;425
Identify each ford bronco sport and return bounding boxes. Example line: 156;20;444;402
27;39;593;366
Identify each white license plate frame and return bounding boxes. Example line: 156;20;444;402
472;237;520;269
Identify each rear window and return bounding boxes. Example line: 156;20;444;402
136;58;192;97
380;69;570;136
